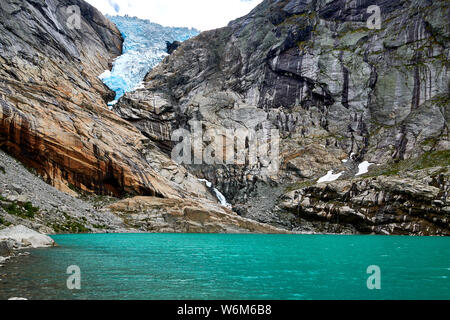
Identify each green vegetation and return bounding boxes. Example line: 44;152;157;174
0;166;5;174
92;223;108;230
22;163;38;176
0;216;11;226
285;180;315;193
1;201;39;219
24;202;39;216
4;203;21;216
51;214;90;234
68;183;82;195
368;150;450;177
431;94;450;108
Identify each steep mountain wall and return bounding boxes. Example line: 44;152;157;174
0;0;211;200
114;0;449;235
0;0;286;234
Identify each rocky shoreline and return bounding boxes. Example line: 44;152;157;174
0;225;55;268
0;150;135;235
0;149;289;239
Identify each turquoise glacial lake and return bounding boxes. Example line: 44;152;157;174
0;234;449;300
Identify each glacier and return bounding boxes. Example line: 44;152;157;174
100;15;199;104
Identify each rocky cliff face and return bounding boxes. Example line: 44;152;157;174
114;0;449;235
279;166;449;235
0;0;286;235
0;0;213;200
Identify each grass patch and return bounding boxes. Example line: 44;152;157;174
1;201;39;219
52;221;90;234
368;150;450;177
285;180;315;192
23;202;39;217
92;224;108;230
22;163;38;176
431;94;450;108
68;183;83;195
51;213;91;234
417;150;450;168
0;216;12;226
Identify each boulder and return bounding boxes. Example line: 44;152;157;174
0;239;14;256
0;225;55;248
166;41;181;54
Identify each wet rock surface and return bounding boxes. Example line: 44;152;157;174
0;225;55;249
0;240;14;257
0;225;54;267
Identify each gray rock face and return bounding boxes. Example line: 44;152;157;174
0;149;133;234
0;225;55;248
0;0;220;209
114;0;449;234
0;239;14;257
278;167;449;236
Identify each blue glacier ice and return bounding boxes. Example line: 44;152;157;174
99;15;199;105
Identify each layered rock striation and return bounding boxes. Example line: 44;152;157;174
0;0;448;235
279;167;449;235
0;0;215;203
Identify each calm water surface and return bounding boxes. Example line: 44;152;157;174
0;234;448;300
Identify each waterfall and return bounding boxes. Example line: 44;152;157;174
198;179;232;209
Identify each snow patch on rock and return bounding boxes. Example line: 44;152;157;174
198;179;212;188
98;70;112;80
356;161;374;176
317;171;344;183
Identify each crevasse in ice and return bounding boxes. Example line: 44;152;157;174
99;15;199;104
